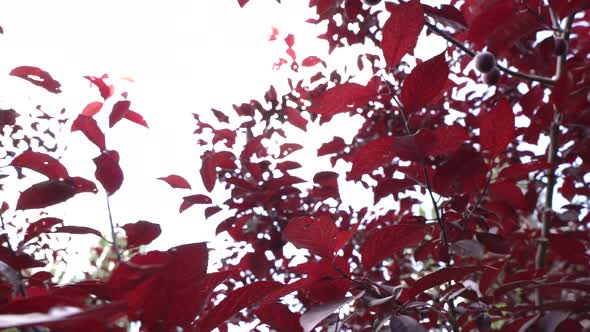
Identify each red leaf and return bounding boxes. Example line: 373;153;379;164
84;75;113;100
93;150;123;196
407;266;483;298
11;151;69;179
81;101;103;117
549;234;589;265
179;194;212;213
499;161;551;181
346;137;395;181
109;100;131;128
476;232;511;254
198;281;283;332
285;107;308;131
308;77;379;120
283;216;339;259
255;303;302;332
124;110;149;128
430;124;468;156
0;109;18;126
52;225;103;238
317;136;346;156
237;0;249;7
68;176;98;193
200;151;236;192
16;179;78;210
401;52;449;112
71;115;106;151
122;220;161;248
301;56;323;67
489;180;528;211
479;98;515;158
158;175;191;189
361;224;430;269
10;66;62;93
23;217;64;244
382;0;424;68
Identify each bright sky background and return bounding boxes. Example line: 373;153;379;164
0;0;449;280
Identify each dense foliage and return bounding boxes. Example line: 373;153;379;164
1;0;590;331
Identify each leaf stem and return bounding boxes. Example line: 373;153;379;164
106;196;121;262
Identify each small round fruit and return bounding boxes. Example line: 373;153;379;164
474;51;496;73
483;68;501;86
362;0;382;5
554;37;568;56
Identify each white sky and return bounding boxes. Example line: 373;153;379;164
0;0;449;280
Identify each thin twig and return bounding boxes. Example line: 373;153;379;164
106;196;122;262
424;19;556;85
381;76;459;332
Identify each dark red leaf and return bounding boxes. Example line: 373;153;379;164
16;179;78;210
200;151;236;192
489;180;528;211
407;266;483;298
10;66;61;93
68;176;98;193
254;303;303;332
401;52;449;112
362;224;430;269
93;150;123;196
499;161;551;181
198;281;283;332
479;98;515;158
179;194;212;213
158;175;191;189
122;220;161;248
52;225;103;238
549;234;589;265
23;217;64;244
109;101;131;128
476;232;511;254
237;0;249;7
382;0;424;68
283;216;339;259
0;109;19;126
347;137;395;181
11;151;69;179
308;77;379;120
430;124;468;156
71;115;106;151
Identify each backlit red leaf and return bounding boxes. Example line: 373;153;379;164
81;101;103;117
11;151;69;179
479;98;515;158
401;52;449;112
52;225;103;238
179;194;212;213
124;110;149;128
382;0;424;68
122;220;161;248
158;175;191;189
301;56;323;67
346;137;395;181
283;216;339;259
71;115;106;151
362;224;430;269
317;136;346;156
308;77;379;120
93;150;123;196
84;75;113;100
10;66;62;93
23;217;64;244
285;107;308;131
